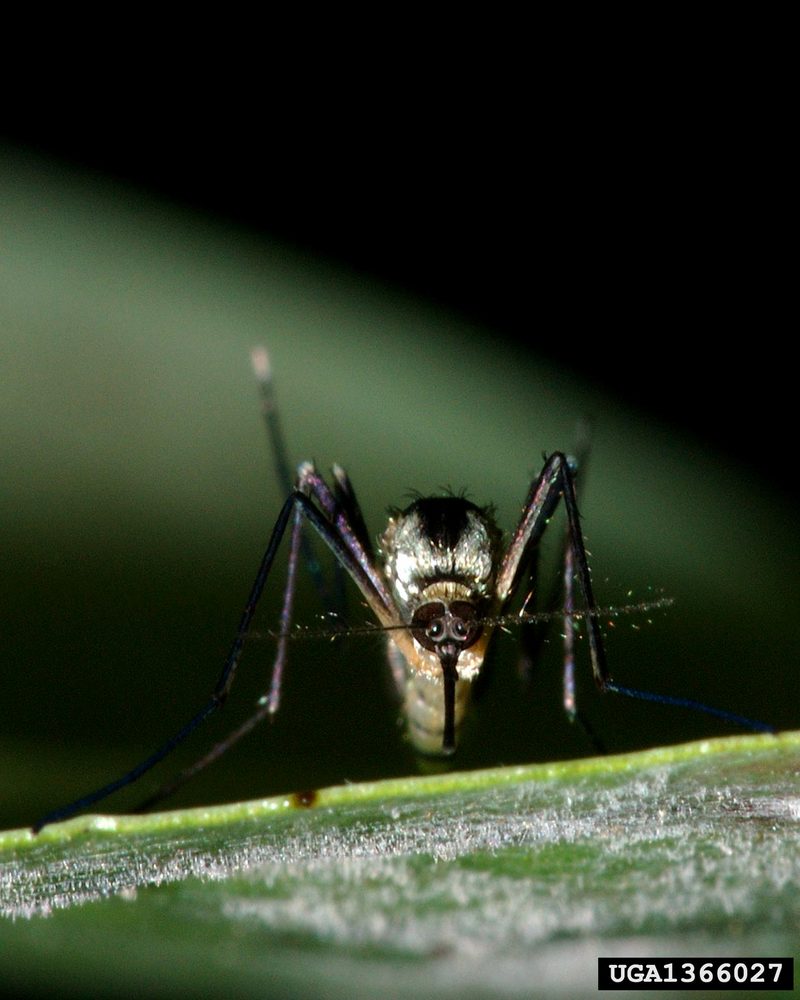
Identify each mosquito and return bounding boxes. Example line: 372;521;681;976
32;350;773;832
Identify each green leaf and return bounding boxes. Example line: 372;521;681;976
1;732;798;998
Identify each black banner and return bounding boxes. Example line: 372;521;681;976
598;958;794;990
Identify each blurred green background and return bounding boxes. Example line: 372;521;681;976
2;147;798;832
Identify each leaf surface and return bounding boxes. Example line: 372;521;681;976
2;732;798;998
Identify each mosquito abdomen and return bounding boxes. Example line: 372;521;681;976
403;671;473;756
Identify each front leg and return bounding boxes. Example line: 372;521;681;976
495;452;609;692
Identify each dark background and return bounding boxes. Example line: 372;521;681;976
2;97;792;502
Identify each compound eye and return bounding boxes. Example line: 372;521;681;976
427;620;445;641
449;601;482;649
452;619;469;640
410;602;447;653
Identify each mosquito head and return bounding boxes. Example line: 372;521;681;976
409;600;483;753
409;600;483;657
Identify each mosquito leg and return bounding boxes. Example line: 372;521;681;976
498;452;774;736
134;507;302;813
561;436;589;719
251;347;294;496
560;443;600;725
262;459;398;714
32;491;298;831
497;451;608;691
263;502;303;714
134;701;273;812
562;542;577;719
555;454;608;689
331;463;374;560
555;450;772;731
515;571;539;687
296;462;396;616
254;346;390;625
133;483;400;815
556;451;771;731
564;448;607;754
561;541;607;753
34;484;409;832
135;479;414;811
251;347;334;609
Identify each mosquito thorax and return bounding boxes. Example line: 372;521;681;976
380;497;502;613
